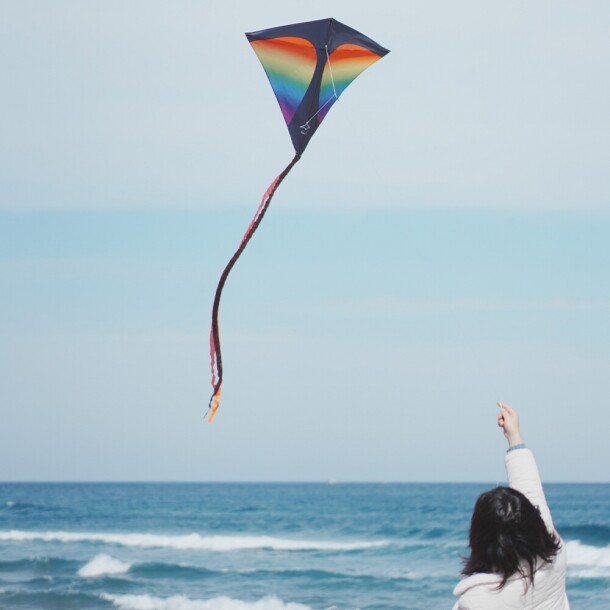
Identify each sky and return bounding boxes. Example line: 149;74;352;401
1;1;609;482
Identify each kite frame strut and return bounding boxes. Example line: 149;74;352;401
207;152;302;422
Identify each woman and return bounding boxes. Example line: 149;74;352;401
452;402;569;609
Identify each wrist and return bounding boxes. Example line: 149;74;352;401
507;434;523;447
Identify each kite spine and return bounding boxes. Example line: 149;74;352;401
208;152;302;422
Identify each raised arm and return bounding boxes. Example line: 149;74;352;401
497;401;554;532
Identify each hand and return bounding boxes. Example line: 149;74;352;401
497;401;523;447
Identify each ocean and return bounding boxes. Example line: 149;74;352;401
0;482;608;610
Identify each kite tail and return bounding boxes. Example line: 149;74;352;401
207;152;301;422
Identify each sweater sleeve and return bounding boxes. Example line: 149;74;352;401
505;448;554;533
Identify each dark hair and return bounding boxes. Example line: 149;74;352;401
462;486;561;588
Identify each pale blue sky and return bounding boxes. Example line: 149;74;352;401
1;1;609;481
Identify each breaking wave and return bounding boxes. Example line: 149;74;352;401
78;554;131;578
565;540;610;578
101;594;312;610
0;530;387;552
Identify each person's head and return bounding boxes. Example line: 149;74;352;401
462;486;561;587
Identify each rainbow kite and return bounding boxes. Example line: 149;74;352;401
208;18;389;421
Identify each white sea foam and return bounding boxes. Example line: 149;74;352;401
78;554;131;578
566;540;610;578
0;530;387;552
102;593;312;610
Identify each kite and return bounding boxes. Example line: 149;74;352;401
208;18;389;422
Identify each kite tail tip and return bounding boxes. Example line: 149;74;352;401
207;387;222;423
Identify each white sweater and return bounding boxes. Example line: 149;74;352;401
452;448;569;610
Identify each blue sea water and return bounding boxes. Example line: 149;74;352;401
0;483;608;610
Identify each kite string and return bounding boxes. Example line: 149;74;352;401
207;152;302;422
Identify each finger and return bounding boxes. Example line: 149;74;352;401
498;401;513;415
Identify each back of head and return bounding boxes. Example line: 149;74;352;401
462;486;561;587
